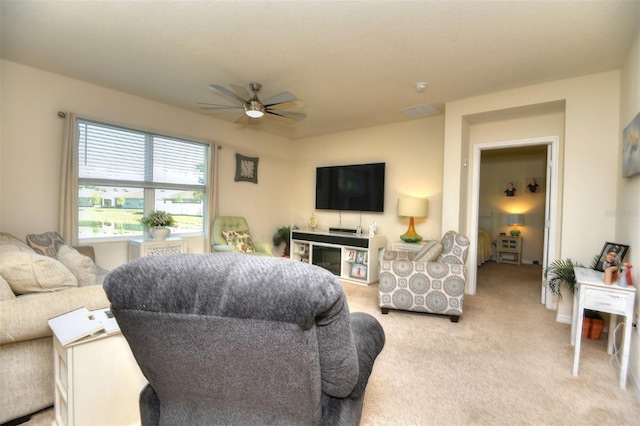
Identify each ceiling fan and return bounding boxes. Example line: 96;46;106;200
198;83;306;124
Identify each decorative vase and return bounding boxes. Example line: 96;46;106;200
150;227;170;241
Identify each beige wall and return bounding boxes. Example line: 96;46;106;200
0;60;445;267
291;117;445;244
0;60;296;269
442;29;640;397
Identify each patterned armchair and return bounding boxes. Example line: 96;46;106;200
378;231;470;322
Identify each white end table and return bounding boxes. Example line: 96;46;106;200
52;308;147;425
128;236;187;260
571;267;636;388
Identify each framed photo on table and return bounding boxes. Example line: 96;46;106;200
594;242;629;272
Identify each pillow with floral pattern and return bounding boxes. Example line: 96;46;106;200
222;229;256;253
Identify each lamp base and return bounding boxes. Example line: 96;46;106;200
400;217;423;243
510;229;521;237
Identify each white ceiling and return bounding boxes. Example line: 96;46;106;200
1;0;638;140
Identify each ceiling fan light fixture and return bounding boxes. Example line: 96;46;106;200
244;100;265;118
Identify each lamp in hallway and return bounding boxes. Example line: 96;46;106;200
507;213;525;236
398;197;428;243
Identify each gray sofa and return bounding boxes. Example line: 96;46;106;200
0;232;110;423
104;252;385;425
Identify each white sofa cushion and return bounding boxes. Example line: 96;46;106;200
0;275;16;301
57;245;98;287
0;251;78;294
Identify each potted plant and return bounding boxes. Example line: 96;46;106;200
140;210;175;241
543;258;584;297
273;226;293;257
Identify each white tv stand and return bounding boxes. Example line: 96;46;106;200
290;230;386;285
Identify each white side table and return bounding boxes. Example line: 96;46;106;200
497;236;522;265
128;236;187;260
52;309;147;425
571;267;636;388
391;240;428;252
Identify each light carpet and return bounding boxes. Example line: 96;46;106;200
20;262;640;425
348;261;640;425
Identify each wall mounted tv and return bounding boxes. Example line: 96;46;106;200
315;162;385;212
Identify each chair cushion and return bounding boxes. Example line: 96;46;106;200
222;229;255;253
413;240;443;262
25;231;66;257
0;251;78;294
57;245;98;287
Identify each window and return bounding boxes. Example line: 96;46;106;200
77;119;208;239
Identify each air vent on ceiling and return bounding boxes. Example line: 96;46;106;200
401;103;441;118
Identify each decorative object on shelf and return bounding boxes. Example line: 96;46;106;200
543;258;584;297
140;210;175;241
369;220;377;237
272;225;293;257
234;153;259;184
593;241;629;272
622;112;640;178
507;213;524;236
308;213;317;230
397;197;428;242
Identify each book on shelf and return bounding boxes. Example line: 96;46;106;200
48;307;120;346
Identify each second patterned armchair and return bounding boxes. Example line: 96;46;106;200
378;231;470;322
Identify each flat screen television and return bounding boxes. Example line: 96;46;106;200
315;162;385;212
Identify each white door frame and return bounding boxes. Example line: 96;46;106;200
467;136;559;300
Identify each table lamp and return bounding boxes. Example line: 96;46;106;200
398;197;428;242
507;213;525;236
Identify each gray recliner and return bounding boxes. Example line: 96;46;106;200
104;253;385;425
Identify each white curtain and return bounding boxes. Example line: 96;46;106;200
204;144;220;252
59;112;78;245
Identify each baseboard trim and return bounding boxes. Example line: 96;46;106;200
556;313;572;324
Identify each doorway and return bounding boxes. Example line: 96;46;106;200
467;136;559;310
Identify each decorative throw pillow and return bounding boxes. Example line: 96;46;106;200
25;231;67;257
57;245;98;287
413;240;444;262
222;229;256;253
0;251;78;294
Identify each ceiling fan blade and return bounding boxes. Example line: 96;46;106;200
267;100;307;110
229;84;251;101
209;84;248;104
197;102;244;110
262;91;297;106
270;110;306;120
266;113;298;125
267;110;306;123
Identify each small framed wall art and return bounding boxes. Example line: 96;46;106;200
235;153;259;184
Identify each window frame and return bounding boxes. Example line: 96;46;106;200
76;118;211;242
